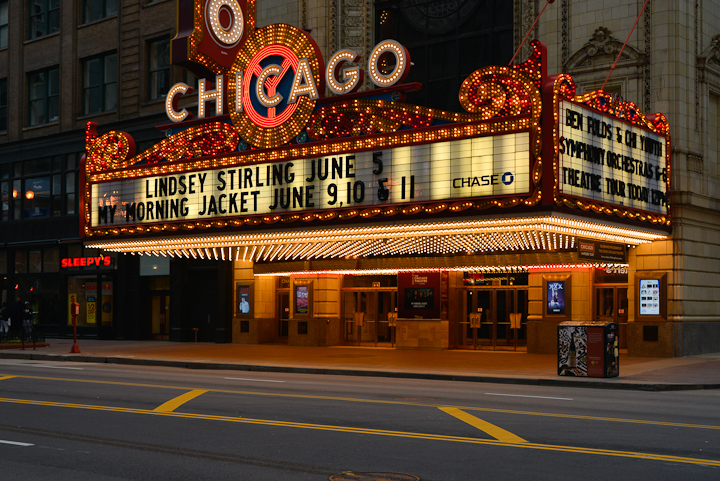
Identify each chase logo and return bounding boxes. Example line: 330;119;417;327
452;172;517;188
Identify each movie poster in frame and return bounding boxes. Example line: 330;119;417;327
236;282;254;317
544;274;572;320
293;280;313;317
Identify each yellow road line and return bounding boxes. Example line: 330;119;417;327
439;407;527;443
4;373;720;432
0;396;718;467
0;375;17;381
153;390;207;413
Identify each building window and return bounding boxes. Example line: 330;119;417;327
28;67;59;125
82;52;117;115
0;77;7;131
148;36;170;101
5;153;77;220
1;179;8;221
28;0;60;40
23;176;52;218
375;0;513;112
0;0;8;49
82;0;117;24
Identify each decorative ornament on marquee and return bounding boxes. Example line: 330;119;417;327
548;74;672;226
85;122;239;172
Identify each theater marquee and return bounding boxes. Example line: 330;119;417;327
80;0;671;242
91;134;530;227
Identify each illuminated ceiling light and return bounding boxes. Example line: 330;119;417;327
86;215;667;256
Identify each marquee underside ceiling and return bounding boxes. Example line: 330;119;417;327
86;214;667;267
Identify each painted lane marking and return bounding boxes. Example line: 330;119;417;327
485;393;574;401
7;374;720;432
439;407;527;443
224;377;286;383
0;396;719;468
0;375;17;381
1;363;84;370
0;439;34;446
154;390;208;413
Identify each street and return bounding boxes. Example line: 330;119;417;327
0;359;718;480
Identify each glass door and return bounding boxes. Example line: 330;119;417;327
150;294;169;340
342;289;396;346
277;291;289;341
459;288;527;350
595;286;628;349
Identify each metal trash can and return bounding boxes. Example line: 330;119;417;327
558;321;619;377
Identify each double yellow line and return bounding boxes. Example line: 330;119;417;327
0;395;718;468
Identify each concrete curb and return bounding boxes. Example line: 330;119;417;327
2;350;718;392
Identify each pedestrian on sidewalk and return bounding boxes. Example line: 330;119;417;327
0;302;9;340
22;301;33;341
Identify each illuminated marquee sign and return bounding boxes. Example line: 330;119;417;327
91;133;530;227
169;0;410;148
558;100;668;216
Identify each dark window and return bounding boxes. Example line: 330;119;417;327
28;67;59;125
82;0;117;24
0;77;7;131
148;36;170;101
23;176;51;218
66;170;75;215
82;52;117;115
1;180;8;221
375;0;513;112
6;153;79;221
28;0;60;40
0;0;8;49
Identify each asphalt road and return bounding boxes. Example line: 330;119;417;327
0;359;718;480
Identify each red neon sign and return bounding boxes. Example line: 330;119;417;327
61;256;112;268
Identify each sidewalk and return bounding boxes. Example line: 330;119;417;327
1;339;719;391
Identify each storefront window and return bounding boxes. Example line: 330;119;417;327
0;250;6;273
15;250;26;273
67;276;97;326
44;248;59;272
101;276;113;326
28;250;42;273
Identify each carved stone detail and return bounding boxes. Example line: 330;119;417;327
698;34;720;74
565;27;644;71
687;154;704;174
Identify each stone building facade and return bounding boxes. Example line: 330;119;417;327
537;1;720;355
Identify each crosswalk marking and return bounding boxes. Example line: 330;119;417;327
439;406;527;443
153;390;208;413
